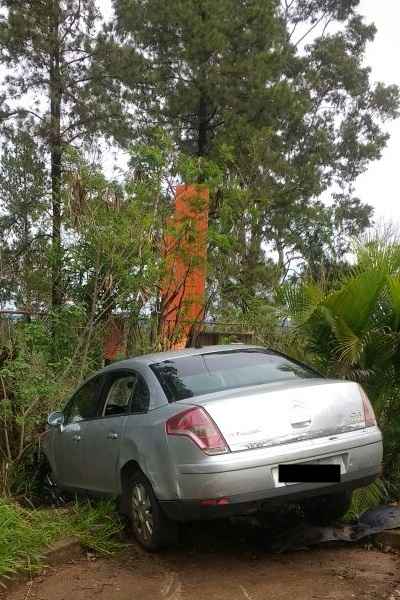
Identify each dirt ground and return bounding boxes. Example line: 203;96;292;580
4;519;400;600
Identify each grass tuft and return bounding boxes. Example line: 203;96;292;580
69;499;126;555
0;498;125;581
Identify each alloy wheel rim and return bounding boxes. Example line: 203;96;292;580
131;483;153;543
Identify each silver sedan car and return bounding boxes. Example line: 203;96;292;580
44;345;382;550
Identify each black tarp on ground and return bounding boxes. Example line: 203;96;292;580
249;505;400;552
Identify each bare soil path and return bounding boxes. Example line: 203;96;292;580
4;520;400;600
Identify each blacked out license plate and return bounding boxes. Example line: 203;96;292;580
278;463;341;484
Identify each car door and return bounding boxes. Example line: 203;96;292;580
53;374;106;490
83;370;150;494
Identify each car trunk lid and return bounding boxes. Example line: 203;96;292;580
182;379;366;452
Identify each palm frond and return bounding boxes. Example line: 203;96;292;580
345;479;388;521
336;332;363;365
278;282;323;326
388;275;400;330
325;269;386;336
355;234;400;275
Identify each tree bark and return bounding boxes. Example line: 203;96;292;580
197;5;209;162
197;92;208;158
22;206;32;319
49;0;63;309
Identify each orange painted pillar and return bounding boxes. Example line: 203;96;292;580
103;317;125;363
160;184;209;349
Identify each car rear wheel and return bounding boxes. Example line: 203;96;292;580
303;491;352;525
127;472;178;551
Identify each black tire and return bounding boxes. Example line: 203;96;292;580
303;491;352;525
39;459;69;507
126;471;178;551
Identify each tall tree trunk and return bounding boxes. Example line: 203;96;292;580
239;209;263;314
197;5;209;162
50;0;63;309
276;237;285;275
22;209;32;318
197;92;208;158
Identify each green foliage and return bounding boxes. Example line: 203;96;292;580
281;238;400;494
0;499;124;580
110;0;398;302
0;0;122;143
1;0;397;313
63;151;162;325
68;500;125;555
345;480;389;521
0;0;128;308
112;0;285;158
0;130;49;307
0;317;79;495
0;499;66;579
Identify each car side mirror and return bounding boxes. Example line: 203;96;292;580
47;411;64;427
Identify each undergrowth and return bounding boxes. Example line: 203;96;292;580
0;498;125;582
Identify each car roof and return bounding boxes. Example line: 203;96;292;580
103;344;266;369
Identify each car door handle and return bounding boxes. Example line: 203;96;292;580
107;432;119;440
72;434;81;442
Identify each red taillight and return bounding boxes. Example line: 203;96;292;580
359;385;377;427
166;407;230;455
200;497;230;506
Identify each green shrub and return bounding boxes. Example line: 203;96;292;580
0;308;105;496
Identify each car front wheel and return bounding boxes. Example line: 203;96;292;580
127;472;178;551
303;491;352;525
39;459;69;507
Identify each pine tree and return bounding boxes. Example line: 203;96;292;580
0;0;125;310
111;0;399;308
0;129;48;309
112;0;288;159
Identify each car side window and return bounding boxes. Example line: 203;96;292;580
103;374;137;417
64;375;105;424
102;372;150;417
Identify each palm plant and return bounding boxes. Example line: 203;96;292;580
279;236;400;502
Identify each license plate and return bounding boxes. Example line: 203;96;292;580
272;455;346;487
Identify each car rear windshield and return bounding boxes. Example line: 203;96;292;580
150;350;317;402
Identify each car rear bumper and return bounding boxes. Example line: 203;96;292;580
160;427;383;521
160;469;379;521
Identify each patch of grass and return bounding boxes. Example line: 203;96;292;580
69;500;126;555
0;498;126;582
0;499;66;580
